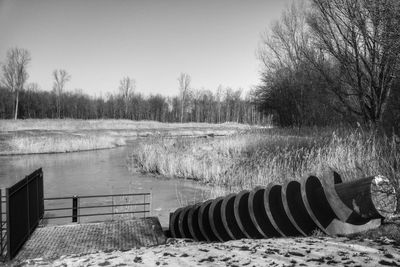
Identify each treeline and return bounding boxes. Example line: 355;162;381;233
255;0;400;132
0;48;268;124
0;85;268;124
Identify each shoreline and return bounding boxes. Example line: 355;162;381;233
0;120;256;156
0;143;125;157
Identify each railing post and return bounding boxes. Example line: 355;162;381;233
5;188;10;261
143;194;146;218
112;195;114;221
150;189;153;217
72;196;78;223
26;176;30;236
0;189;2;259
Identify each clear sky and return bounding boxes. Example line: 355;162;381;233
0;0;290;97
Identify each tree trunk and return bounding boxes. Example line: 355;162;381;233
124;100;128;119
14;90;19;120
56;95;61;118
180;98;184;123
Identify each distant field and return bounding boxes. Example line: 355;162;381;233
0;119;259;155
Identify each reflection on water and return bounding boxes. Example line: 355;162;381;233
0;145;210;227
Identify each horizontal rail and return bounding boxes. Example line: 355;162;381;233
79;202;150;210
44;207;71;212
44;202;150;212
44;210;149;220
78;210;150;217
44;192;150;201
43;215;75;219
78;193;151;199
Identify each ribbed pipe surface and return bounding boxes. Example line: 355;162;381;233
169;171;396;241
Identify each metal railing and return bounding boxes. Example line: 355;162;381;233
0;167;153;262
43;192;152;223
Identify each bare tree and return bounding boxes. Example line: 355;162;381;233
178;73;191;123
119;76;135;118
258;0;309;73
308;0;400;128
52;69;71;118
1;48;31;119
216;85;224;123
257;1;314;127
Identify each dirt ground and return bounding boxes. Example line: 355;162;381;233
15;235;400;267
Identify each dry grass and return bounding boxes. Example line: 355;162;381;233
0;119;167;131
0;119;254;131
0;119;258;155
0;134;126;155
129;127;400;197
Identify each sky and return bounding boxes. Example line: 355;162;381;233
0;0;290;97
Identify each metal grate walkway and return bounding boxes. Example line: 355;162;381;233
14;217;166;262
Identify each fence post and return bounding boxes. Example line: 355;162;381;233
72;196;78;223
39;170;44;218
5;188;10;261
143;194;146;218
112;195;114;221
26;177;30;237
150;189;153;217
0;189;2;259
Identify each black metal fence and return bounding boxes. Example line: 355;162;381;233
43;192;151;224
0;168;152;261
1;168;44;260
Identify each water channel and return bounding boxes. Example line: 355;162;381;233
0;141;211;227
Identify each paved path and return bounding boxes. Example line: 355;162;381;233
14;217;166;261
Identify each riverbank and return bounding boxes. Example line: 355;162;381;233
0;119;257;155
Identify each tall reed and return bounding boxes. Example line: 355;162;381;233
129;127;399;209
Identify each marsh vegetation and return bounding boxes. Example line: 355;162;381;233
130;127;400;211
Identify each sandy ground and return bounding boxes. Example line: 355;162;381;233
15;236;400;267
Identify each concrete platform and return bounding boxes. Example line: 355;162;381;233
14;217;166;261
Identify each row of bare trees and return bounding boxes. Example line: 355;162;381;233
0;49;268;124
256;0;400;131
0;81;267;124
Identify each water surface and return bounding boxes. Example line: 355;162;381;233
0;143;209;227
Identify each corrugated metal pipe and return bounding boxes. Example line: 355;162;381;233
169;170;396;241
